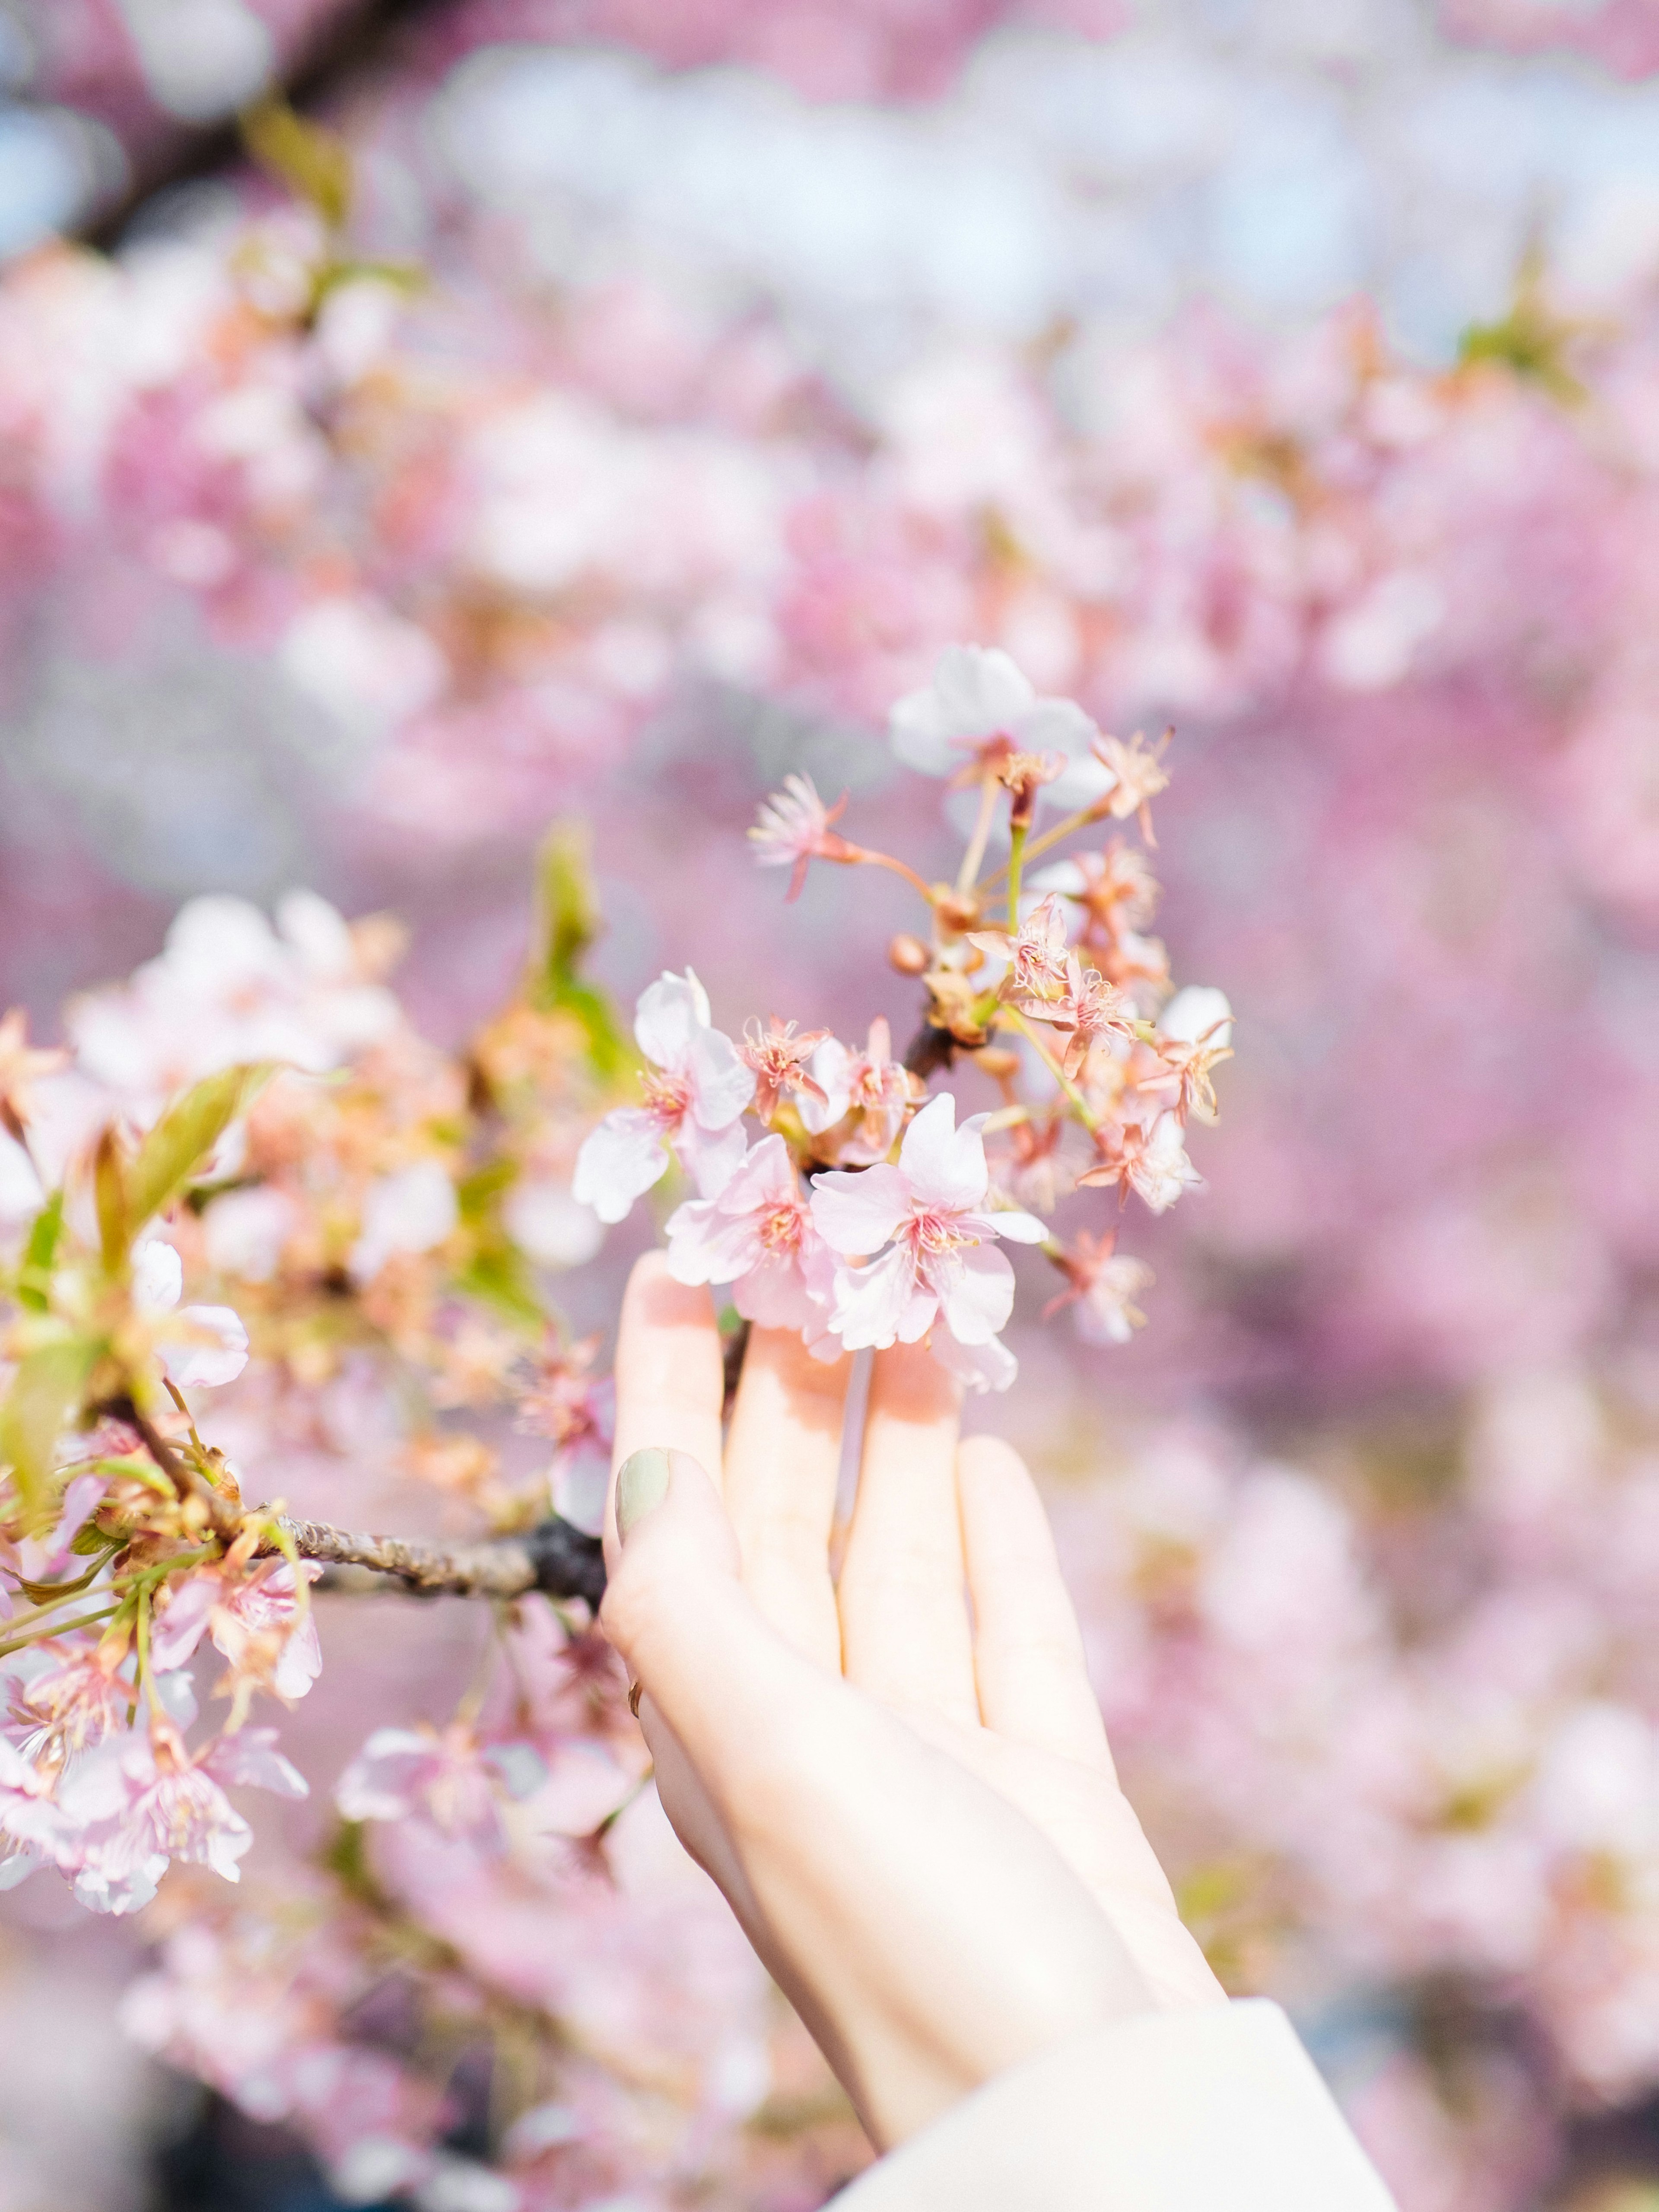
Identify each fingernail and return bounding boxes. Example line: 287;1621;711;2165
616;1447;672;1544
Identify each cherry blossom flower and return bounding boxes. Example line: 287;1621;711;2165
336;1723;546;1854
133;1239;251;1388
889;645;1113;810
748;773;857;899
967;891;1073;1006
60;1718;303;1908
1151;987;1235;1125
1043;1231;1154;1346
517;1338;614;1535
799;1017;911;1165
0;1735;73;1887
4;1639;131;1770
1033;843;1160;939
665;1135;837;1337
149;1554;323;1709
810;1093;1045;1373
571;971;753;1225
741;1015;831;1120
1078;1114;1205;1213
1092;730;1172;842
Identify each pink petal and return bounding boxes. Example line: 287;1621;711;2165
929;1241;1016;1345
930;1329;1018;1393
969;1207;1048;1245
149;1574;219;1672
204;1727;309;1799
810;1163;910;1255
733;1252;818;1330
165;1307;249;1388
571;1109;669;1224
678;1116;748;1199
830;1245;927;1351
688;1024;755;1130
897;1093;989;1213
632;969;708;1068
798;1037;852;1133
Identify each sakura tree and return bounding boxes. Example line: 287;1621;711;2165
0;660;1224;2205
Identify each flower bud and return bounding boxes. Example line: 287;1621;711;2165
974;1047;1021;1079
887;933;931;976
934;892;981;934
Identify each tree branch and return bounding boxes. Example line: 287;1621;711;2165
270;1513;607;1609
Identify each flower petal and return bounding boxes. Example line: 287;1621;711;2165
897;1093;990;1213
572;1109;669;1225
632;969;709;1068
810;1164;910;1255
930;1241;1015;1345
164;1307;249;1388
829;1245;923;1350
688;1024;757;1130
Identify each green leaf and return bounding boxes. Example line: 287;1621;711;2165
94;1127;129;1275
16;1190;64;1313
127;1064;276;1235
0;1336;99;1529
454;1246;544;1333
242;97;353;231
530;821;631;1083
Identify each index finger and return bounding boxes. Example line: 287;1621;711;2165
606;1252;728;1570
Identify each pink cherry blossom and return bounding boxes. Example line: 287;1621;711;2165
132;1238;250;1388
571;971;754;1224
810;1093;1045;1373
665;1135;837;1336
335;1723;546;1854
149;1556;323;1705
890;644;1113;812
3;1638;130;1770
748;773;855;899
800;1017;911;1165
1042;1231;1154;1346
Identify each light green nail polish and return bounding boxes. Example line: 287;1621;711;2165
616;1447;671;1543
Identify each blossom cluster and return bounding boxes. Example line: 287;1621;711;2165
0;657;1221;2200
574;644;1227;1393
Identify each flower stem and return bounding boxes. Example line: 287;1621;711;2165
979;800;1103;894
852;849;937;902
1005;1008;1100;1131
1006;825;1027;928
956;776;1001;897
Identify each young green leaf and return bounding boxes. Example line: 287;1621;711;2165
242;97;353;232
530;822;630;1083
0;1335;99;1529
127;1064;276;1234
16;1189;64;1313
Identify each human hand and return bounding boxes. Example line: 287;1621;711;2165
599;1253;1224;2152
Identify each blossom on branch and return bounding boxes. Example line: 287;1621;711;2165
800;1017;912;1164
748;773;856;899
742;1015;831;1121
890;644;1113;810
810;1093;1044;1383
666;1135;836;1338
572;971;753;1224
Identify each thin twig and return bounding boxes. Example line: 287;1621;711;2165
267;1514;606;1609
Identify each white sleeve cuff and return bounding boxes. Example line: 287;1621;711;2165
833;1999;1397;2212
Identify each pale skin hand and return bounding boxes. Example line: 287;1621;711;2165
599;1252;1225;2154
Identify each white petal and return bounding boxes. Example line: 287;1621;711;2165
164;1306;249;1388
132;1239;183;1315
633;970;709;1068
930;1329;1017;1393
931;1242;1015;1344
571;1110;669;1225
829;1246;923;1350
897;1093;991;1214
1159;986;1234;1050
798;1038;852;1133
935;643;1034;731
688;1023;756;1130
810;1164;910;1255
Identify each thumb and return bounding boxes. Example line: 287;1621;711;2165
600;1447;750;1710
